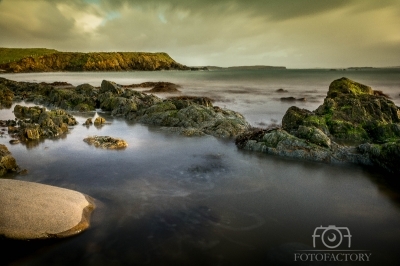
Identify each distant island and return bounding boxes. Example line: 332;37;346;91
207;65;286;70
0;48;206;73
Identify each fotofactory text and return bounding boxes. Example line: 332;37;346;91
294;225;372;263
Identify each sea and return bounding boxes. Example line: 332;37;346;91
0;69;400;266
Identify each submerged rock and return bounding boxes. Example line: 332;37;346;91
0;179;95;239
83;136;128;149
0;144;19;176
237;77;400;174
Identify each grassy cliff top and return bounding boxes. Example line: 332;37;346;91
0;48;58;64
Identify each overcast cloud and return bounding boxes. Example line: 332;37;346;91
0;0;399;68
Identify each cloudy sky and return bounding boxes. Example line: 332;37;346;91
0;0;399;68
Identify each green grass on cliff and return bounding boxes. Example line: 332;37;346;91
0;48;58;64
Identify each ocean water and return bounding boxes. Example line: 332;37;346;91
0;69;399;265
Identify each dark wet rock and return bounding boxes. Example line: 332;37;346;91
40;81;73;87
83;118;93;126
9;139;20;145
358;141;400;175
238;77;400;174
100;80;124;95
0;84;14;109
280;97;306;102
276;88;288;93
83;135;128;149
144;82;181;93
0;144;19;176
94;117;106;125
168;96;214;108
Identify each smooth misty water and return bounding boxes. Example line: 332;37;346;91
0;69;400;265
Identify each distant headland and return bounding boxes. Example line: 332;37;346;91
207;65;286;70
0;48;207;73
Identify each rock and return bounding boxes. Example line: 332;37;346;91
11;105;77;141
0;84;14;108
327;77;373;98
296;125;331;148
40;81;73;87
94;117;106;125
237;77;400;174
138;100;249;138
144;82;181;93
276;88;288;93
84;118;93;126
280;97;306;102
236;128;370;165
358;141;400;175
100;80;124;95
0;144;19;176
0;179;95;239
83;136;128;149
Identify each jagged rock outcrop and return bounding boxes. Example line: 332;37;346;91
8;105;77;141
0;52;191;73
237;77;400;174
0;144;19;176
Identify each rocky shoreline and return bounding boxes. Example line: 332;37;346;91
0;76;399;240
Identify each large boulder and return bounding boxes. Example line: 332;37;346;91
0;179;95;239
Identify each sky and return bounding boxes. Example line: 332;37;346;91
0;0;399;68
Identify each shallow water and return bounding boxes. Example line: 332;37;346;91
0;69;400;265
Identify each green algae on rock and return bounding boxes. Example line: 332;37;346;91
9;105;78;141
237;77;400;174
83;136;128;149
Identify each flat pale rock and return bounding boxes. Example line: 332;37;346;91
0;179;95;240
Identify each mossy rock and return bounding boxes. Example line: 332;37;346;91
327;77;374;98
282;106;313;132
296;125;331;147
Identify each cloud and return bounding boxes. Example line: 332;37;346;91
0;0;400;67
